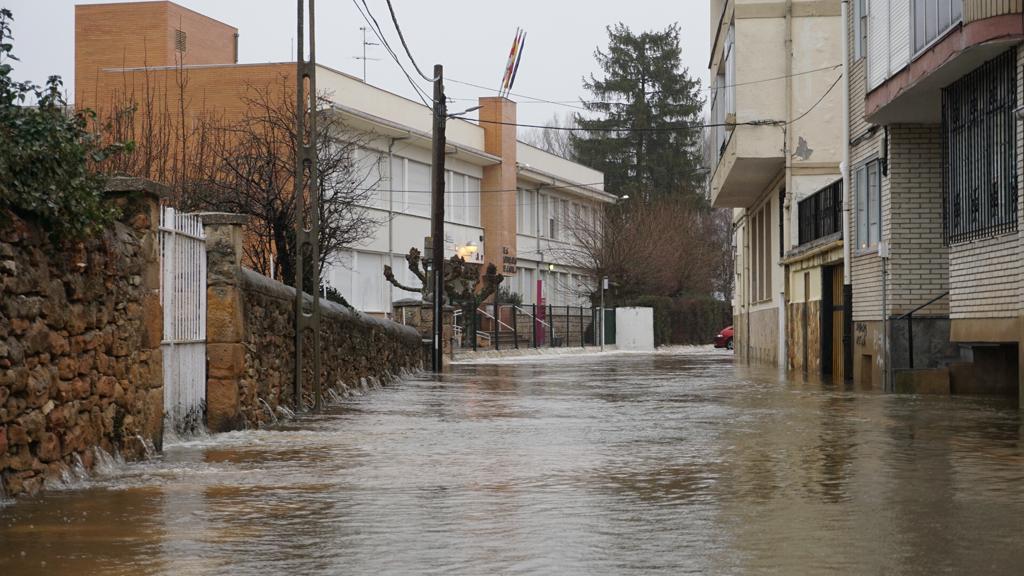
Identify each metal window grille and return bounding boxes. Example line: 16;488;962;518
798;178;843;246
942;50;1018;245
175;29;187;53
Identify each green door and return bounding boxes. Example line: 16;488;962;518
604;309;617;345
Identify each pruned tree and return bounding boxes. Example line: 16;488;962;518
383;247;505;306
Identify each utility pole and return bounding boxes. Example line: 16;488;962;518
293;0;322;411
430;64;447;373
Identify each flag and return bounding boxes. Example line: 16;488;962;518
501;28;522;96
507;32;527;96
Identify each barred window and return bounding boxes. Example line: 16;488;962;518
943;50;1017;244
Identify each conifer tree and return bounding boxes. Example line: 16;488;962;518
572;23;705;202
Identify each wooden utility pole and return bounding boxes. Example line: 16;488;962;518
294;0;322;410
430;63;447;372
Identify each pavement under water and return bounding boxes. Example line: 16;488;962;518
2;348;1024;575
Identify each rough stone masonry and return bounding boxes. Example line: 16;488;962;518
0;180;164;497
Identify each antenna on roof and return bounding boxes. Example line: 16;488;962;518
354;26;381;82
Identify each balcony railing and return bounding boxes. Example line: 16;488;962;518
798;179;843;246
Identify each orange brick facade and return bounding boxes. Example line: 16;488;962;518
76;1;238;111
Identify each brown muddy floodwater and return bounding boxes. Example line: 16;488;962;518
2;348;1024;575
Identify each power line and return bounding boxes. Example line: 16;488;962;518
351;0;432;106
467;72;843;134
447;64;842;113
788;73;843;125
383;0;437;82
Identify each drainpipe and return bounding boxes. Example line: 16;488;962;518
387;137;397;312
840;0;854;381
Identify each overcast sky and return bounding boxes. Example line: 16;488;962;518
4;0;710;127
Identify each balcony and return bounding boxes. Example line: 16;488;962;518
866;1;1023;124
709;124;785;209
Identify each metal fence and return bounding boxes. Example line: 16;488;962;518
456;304;600;352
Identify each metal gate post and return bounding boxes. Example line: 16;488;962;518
532;303;538;348
512;305;519;349
548;304;554;347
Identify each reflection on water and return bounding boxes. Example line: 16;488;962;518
2;349;1024;575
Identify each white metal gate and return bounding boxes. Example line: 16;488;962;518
160;207;207;436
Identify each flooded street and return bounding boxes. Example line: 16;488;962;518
2;348;1024;575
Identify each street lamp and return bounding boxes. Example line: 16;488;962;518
448;105;481;118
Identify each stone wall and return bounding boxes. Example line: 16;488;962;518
202;216;422;431
0;180;164;497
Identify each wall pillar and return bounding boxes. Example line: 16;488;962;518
104;177;166;450
200;213;248;432
478;97;518;286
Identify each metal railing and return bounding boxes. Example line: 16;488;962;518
942;49;1018;244
896;291;950;370
455;304;598;353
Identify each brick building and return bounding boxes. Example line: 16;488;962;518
846;0;1024;398
75;1;613;317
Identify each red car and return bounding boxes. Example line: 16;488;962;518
714;326;734;350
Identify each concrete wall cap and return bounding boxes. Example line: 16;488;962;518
199;213;250;226
104;177;170;198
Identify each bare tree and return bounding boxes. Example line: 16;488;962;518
94;69;381;286
520;113;577;161
192;76;380;285
555;197;732;304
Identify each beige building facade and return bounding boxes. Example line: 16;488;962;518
709;0;845;375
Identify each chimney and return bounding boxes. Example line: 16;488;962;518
478;97;518;284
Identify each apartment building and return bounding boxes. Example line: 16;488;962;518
848;0;1023;398
708;0;845;375
75;1;611;316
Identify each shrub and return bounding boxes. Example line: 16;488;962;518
0;9;127;241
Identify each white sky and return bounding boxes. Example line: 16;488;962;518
4;0;711;126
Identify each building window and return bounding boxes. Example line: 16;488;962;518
517;188;535;235
404;159;431;217
798;179;843;246
943;50;1018;244
749;199;773;303
855;159;882;249
913;0;963;53
854;0;866;60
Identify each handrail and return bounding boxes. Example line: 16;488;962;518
476;307;515;332
898;290;949;370
897;291;950;321
513;305;552;328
